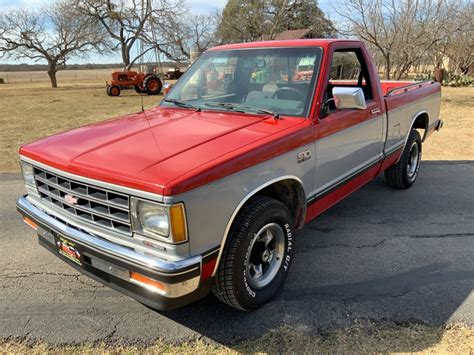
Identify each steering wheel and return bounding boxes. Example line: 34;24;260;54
271;86;305;101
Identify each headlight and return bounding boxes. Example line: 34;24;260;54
131;198;188;243
138;200;169;236
21;161;35;187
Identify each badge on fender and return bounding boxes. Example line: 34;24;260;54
297;149;311;163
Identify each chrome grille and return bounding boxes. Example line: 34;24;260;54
33;167;131;235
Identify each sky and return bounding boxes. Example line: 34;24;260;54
0;0;333;65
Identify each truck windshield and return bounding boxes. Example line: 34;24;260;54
161;47;323;117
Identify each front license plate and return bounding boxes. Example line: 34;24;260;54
55;235;83;266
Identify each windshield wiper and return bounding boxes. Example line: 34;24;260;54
204;102;279;119
163;98;200;111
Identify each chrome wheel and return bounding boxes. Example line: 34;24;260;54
245;223;285;289
407;141;420;181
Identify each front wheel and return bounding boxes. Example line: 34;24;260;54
106;85;121;97
385;129;422;189
212;196;295;310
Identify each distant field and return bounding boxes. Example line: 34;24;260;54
0;69;120;84
0;78;472;172
0;67;185;84
0;80;162;172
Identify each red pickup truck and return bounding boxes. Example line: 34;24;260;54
17;39;442;311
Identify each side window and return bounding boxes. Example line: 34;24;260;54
327;48;373;102
330;51;361;81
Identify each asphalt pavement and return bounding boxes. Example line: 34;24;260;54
0;161;473;349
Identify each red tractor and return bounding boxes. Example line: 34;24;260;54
106;70;163;97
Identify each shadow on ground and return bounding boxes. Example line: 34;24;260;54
159;161;474;351
0;161;472;351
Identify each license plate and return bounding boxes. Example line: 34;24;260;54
55;235;82;266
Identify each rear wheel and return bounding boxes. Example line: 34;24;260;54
385;129;422;189
106;85;121;97
134;84;145;94
212;196;295;310
143;75;162;95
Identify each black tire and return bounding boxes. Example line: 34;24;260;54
212;196;295;310
143;75;163;95
134;84;145;94
385;129;422;189
107;85;121;97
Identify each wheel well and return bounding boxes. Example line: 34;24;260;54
255;179;306;229
412;112;429;141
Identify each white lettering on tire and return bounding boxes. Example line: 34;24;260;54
283;223;292;271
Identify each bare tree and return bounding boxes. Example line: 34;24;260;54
156;13;218;62
332;0;468;80
431;1;474;74
0;0;108;87
74;0;185;70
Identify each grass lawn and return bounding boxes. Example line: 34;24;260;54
1;81;473;173
0;81;161;173
0;79;473;352
1;324;472;353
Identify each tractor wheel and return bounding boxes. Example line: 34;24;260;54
143;75;162;95
107;85;121;97
134;85;145;94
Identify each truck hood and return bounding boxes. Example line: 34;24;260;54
20;106;304;196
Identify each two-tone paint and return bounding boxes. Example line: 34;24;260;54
17;39;442;309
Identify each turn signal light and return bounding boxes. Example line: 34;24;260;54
170;204;187;243
129;272;166;294
23;217;38;230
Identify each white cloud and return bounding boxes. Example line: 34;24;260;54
0;0;52;9
186;0;226;14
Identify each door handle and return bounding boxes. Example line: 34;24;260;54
370;108;382;115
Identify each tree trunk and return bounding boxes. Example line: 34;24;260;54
47;65;58;88
384;55;391;80
122;44;131;71
434;66;445;83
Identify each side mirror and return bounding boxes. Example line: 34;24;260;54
332;87;366;110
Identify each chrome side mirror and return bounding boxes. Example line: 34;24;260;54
332;87;366;110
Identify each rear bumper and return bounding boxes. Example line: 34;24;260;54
423;118;443;141
17;196;218;311
436;119;444;131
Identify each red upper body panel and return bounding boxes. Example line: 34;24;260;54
20;106;309;196
20;39;436;197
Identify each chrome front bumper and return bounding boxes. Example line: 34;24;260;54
17;196;217;310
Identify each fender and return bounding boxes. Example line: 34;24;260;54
396;110;429;163
211;175;306;276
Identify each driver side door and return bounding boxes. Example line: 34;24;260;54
311;46;385;207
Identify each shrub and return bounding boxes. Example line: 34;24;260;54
0;78;5;84
442;73;474;87
414;72;434;81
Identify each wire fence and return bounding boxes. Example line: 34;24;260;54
0;69;120;84
0;66;185;84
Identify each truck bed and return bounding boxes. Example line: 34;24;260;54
381;80;437;96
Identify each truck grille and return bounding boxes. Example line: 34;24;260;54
33;167;132;235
